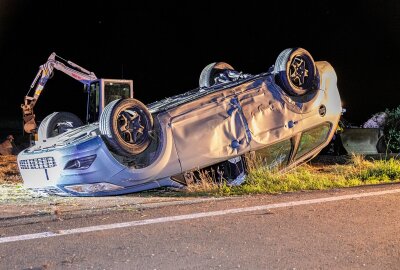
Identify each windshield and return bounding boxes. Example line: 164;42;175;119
104;82;131;107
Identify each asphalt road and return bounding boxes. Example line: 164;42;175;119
1;184;400;270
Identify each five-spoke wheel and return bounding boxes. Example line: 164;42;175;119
100;98;153;156
274;48;319;96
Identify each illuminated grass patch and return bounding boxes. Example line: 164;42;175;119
186;155;400;196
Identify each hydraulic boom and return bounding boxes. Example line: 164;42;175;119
21;52;97;133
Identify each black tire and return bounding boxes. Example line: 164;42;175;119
38;112;83;141
274;48;319;96
99;98;153;156
199;62;235;88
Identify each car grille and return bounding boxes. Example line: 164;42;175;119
19;157;57;169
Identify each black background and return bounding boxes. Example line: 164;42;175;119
1;0;399;126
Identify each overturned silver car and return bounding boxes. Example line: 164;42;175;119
17;48;342;196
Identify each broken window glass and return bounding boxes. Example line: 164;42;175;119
253;139;292;170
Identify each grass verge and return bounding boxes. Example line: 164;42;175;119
186;154;400;196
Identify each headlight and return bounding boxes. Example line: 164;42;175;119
64;155;97;170
64;182;124;194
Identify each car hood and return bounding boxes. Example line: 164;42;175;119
28;123;100;153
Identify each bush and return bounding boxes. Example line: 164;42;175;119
384;105;400;152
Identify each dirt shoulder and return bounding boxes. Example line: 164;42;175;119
0;189;229;227
0;155;220;226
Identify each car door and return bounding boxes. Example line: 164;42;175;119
170;94;250;172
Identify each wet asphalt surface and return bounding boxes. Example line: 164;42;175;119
1;183;400;270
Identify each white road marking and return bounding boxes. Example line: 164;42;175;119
1;188;399;244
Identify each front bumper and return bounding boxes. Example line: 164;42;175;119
17;135;181;196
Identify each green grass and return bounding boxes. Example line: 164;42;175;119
185;154;400;196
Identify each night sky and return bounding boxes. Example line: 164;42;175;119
1;0;399;126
